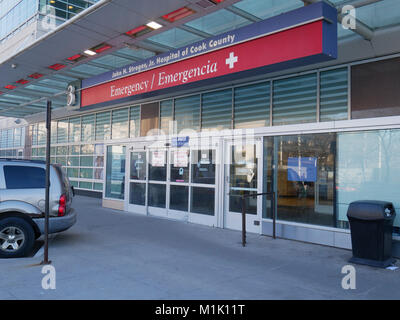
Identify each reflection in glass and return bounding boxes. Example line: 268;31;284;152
148;184;166;208
170;185;189;211
191;149;216;184
149;150;167;181
130;182;146;206
228;144;257;214
191;187;214;215
105;145;126;199
130;152;146;180
275;134;336;227
337;130;400;232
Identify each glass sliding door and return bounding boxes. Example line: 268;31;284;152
125;143;219;226
147;149;168;217
189;147;218;226
127;150;147;214
224;140;262;233
105;145;126;200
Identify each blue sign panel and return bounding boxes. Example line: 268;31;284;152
171;136;189;147
287;157;317;182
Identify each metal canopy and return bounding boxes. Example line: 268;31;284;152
0;0;399;118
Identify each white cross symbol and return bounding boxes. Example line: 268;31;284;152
226;52;238;69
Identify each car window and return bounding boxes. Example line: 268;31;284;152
4;165;46;189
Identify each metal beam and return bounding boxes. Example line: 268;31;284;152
178;25;212;39
225;6;262;23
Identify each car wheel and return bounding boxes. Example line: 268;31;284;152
0;217;35;258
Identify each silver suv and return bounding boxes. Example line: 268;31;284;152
0;159;76;258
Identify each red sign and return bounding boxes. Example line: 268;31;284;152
81;21;324;107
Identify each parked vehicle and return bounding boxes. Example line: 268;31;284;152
0;159;76;258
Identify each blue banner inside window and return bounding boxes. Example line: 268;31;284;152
287;157;317;182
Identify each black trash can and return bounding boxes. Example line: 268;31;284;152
347;200;396;268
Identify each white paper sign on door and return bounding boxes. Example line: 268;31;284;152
152;151;165;167
174;149;189;167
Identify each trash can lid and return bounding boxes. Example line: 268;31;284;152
347;200;396;220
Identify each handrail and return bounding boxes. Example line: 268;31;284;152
229;191;276;247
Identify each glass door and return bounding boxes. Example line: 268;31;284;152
224;141;262;233
147;148;168;217
168;148;190;220
126;144;219;225
127;149;147;215
105;145;126;200
188;147;218;227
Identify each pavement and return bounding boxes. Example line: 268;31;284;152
1;195;399;300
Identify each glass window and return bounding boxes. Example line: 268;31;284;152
68;117;81;142
67;156;79;166
174;95;200;133
337;130;400;232
93;183;103;191
233;0;303;20
81;114;95;141
273;73;317;126
112;108;129;140
201;89;232;131
80;168;93;179
320;68;348;121
160;100;173;136
80;156;93;167
95;111;111;141
272;133;336;227
4;166;45;189
185;9;250;35
191;149;216;184
351;57;400;119
191;187;215;215
147;27;203;48
170;185;188;211
57;120;68;143
234;82;270;129
79;181;93;189
67;168;79;178
37;122;46;145
69;145;80;155
105;145;125;199
129;106;140;138
50;121;57;145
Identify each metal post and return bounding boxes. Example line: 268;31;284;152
41;100;52;265
241;196;246;247
272;191;276;239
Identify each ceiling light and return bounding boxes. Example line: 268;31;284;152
162;7;195;22
28;73;44;79
67;54;85;62
93;44;112;54
48;63;66;70
125;25;151;37
146;21;163;30
84;49;97;56
16;79;29;85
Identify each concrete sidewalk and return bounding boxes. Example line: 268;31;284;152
1;195;399;300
